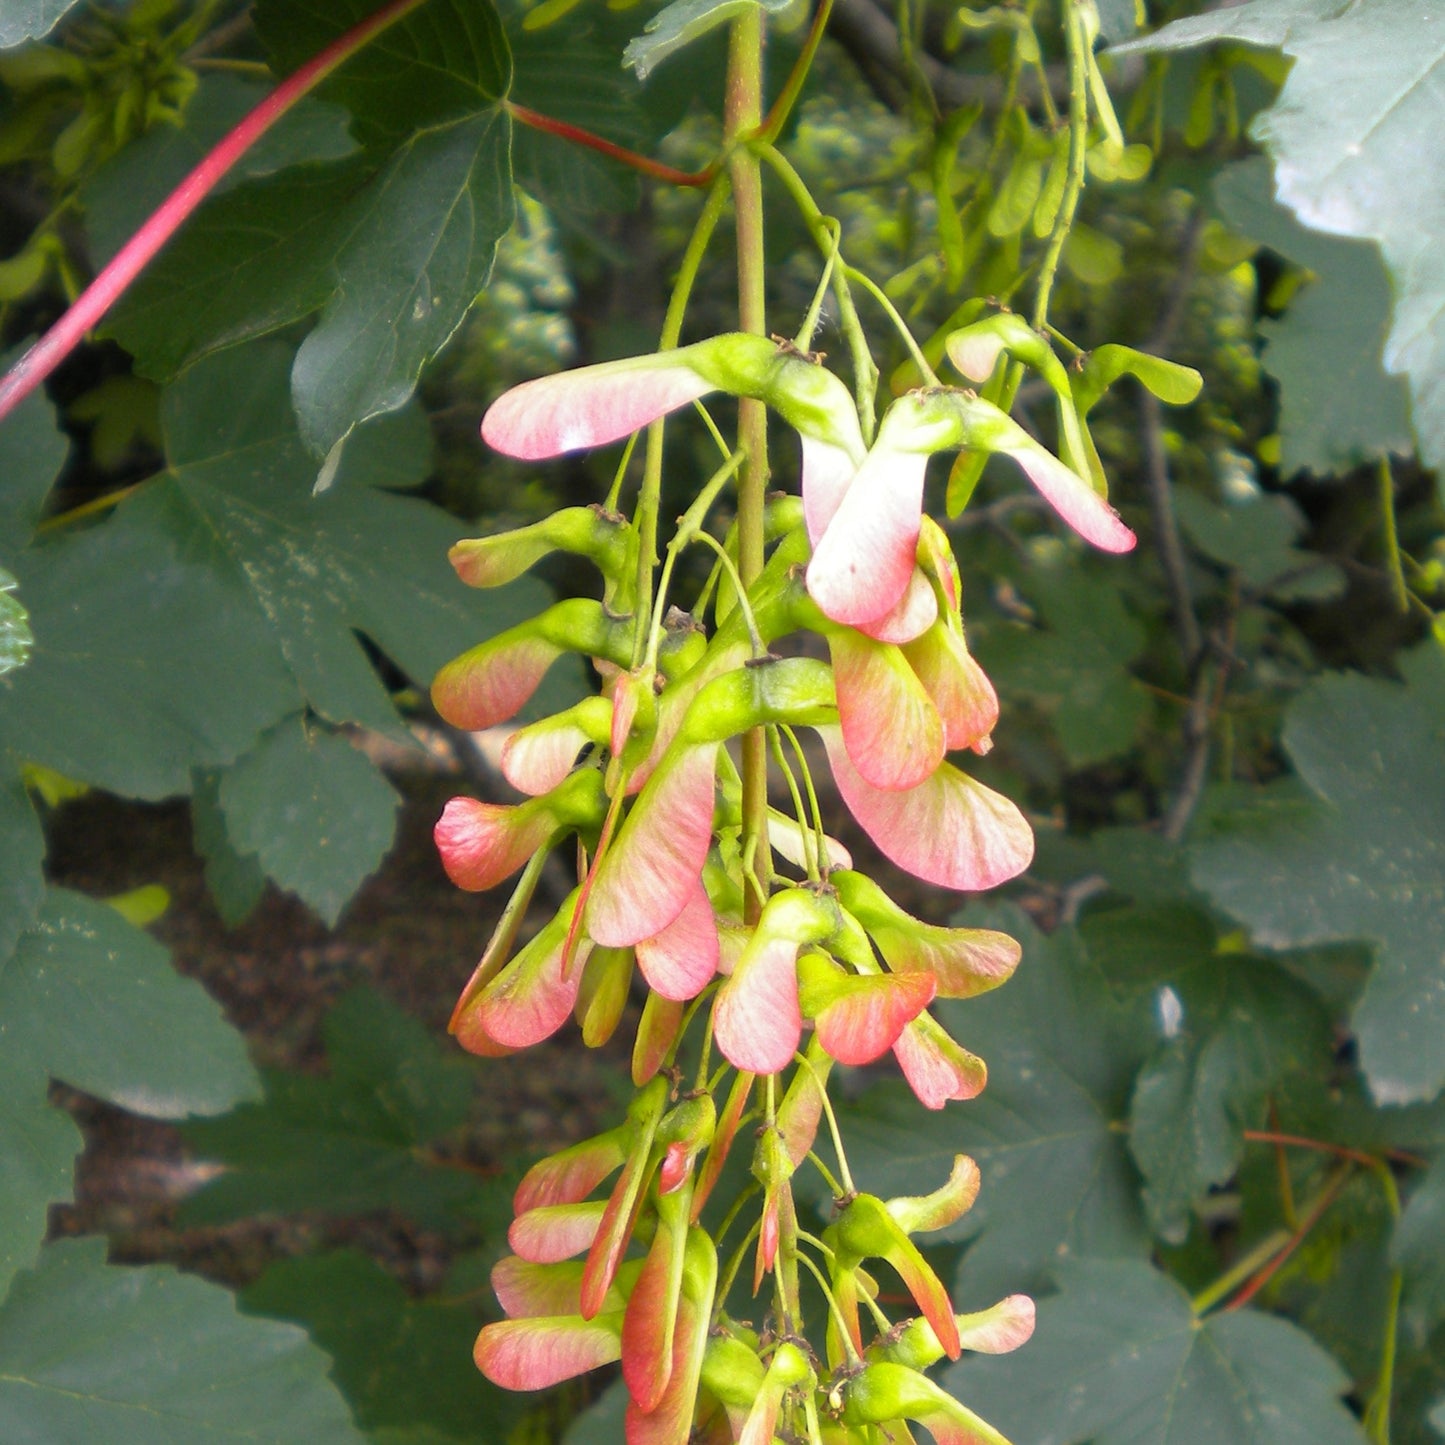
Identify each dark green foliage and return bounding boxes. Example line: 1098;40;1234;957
181;988;480;1230
0;1238;363;1444
1;0;1443;1439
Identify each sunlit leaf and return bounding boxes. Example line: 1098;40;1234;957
0;2;80;48
0;889;260;1119
1214;158;1411;478
1118;0;1445;475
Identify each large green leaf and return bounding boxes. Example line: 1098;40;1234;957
218;715;400;927
1117;0;1445;475
974;562;1150;769
0;2;80;48
102;0;514;457
0;1238;362;1442
1174;484;1343;601
181;988;478;1230
287;110;512;457
0;379;66;553
255;0;509;142
834;910;1151;1306
136;342;556;740
1214;158;1412;478
82;75;358;262
0;565;31;680
0;498;300;798
0;889;260;1118
1091;904;1335;1242
0;775;43;969
1190;647;1445;1105
1395;1157;1445;1329
510;33;644;216
0;1058;80;1302
242;1250;522;1442
944;1259;1368;1445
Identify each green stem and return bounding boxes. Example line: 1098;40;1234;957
793;1050;855;1196
1190;1228;1293;1316
645;448;747;667
1378;455;1410;615
782;723;831;870
726;8;772;926
1030;0;1090;331
757;0;837;142
1225;1163;1354;1312
631;175;733;668
1364;1160;1403;1443
769;726;819;878
1365;1268;1402;1443
754;143;879;441
795;1247;864;1365
843;263;939;385
693;531;768;656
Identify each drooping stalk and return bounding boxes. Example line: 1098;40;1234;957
631;174;732;667
1030;0;1091;330
0;0;430;423
726;9;772;923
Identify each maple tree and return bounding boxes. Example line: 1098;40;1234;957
0;0;1442;1442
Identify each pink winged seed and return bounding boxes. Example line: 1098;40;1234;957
819;727;1034;891
481;361;715;459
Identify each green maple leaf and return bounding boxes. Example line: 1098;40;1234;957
975;561;1150;769
1117;0;1445;476
944;1259;1368;1445
1213;158;1411;479
1191;647;1445;1105
101;0;514;457
833;909;1151;1305
1079;904;1334;1244
181;988;478;1230
0;890;260;1297
0;1239;360;1442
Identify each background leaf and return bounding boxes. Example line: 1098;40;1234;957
944;1258;1369;1444
0;1059;80;1301
1118;0;1445;476
241;1250;522;1443
1175;485;1343;601
0;564;30;682
975;561;1150;768
1213;158;1412;478
0;2;80;49
218;716;400;927
1395;1157;1445;1329
181;988;478;1230
833;909;1150;1306
1190;647;1445;1105
101;0;514;456
0;1238;363;1443
0;776;43;969
0;889;260;1119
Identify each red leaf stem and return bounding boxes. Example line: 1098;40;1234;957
505;102;717;188
1241;1129;1382;1171
1224;1163;1353;1311
0;0;429;424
